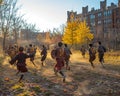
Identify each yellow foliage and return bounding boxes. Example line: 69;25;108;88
62;21;78;44
0;0;3;4
11;83;24;90
62;21;93;45
76;21;94;44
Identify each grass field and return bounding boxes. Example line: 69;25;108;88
0;49;120;96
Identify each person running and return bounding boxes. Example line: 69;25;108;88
88;44;96;68
24;45;28;54
27;44;35;61
64;44;72;70
14;44;19;54
9;47;33;82
27;44;37;67
54;42;66;82
80;45;86;58
98;41;106;68
8;46;17;60
40;45;47;66
33;45;37;57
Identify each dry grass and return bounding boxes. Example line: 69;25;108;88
0;49;120;96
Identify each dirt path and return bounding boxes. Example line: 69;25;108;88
0;52;120;96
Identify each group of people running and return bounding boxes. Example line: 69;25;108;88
6;42;72;83
80;41;106;68
5;41;106;83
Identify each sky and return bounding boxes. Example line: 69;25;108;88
17;0;118;31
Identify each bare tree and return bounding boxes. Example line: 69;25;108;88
0;0;20;50
11;15;23;44
0;0;40;49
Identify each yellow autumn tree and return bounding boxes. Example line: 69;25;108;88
62;21;94;45
76;21;94;44
62;21;78;45
0;0;3;4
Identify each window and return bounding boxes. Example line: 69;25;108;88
98;12;102;17
104;11;107;16
90;14;95;19
98;20;101;24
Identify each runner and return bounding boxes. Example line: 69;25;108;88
33;45;37;57
88;44;96;68
9;47;33;82
54;42;66;82
98;41;106;68
28;44;35;60
8;46;17;60
40;45;47;66
64;44;72;70
80;45;86;58
27;44;36;67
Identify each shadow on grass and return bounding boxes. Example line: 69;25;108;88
104;63;120;73
1;55;120;96
72;66;120;96
0;57;80;96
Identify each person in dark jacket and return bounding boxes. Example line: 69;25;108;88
41;45;47;66
27;44;35;61
80;45;86;58
9;47;33;82
88;44;96;68
64;44;72;70
98;41;106;67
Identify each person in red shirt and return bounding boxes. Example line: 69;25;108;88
54;42;66;82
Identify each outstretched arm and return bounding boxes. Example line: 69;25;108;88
9;55;18;65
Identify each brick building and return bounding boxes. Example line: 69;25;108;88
67;0;120;50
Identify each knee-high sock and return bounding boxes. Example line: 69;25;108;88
19;74;24;82
59;71;65;77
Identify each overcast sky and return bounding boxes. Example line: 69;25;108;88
17;0;118;31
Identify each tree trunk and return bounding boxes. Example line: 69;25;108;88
14;30;18;44
3;32;6;50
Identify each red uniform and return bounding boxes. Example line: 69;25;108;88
9;52;31;72
54;47;65;71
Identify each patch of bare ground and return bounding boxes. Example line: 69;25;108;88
0;50;120;96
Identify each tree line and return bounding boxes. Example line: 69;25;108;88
0;0;39;50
